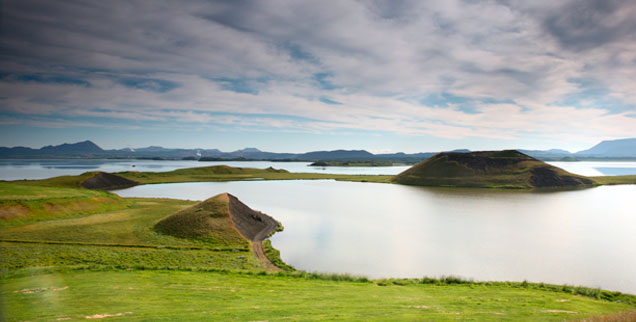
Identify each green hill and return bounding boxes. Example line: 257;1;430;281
12;171;138;189
392;150;595;189
80;172;138;190
154;193;281;247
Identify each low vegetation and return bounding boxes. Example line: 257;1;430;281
0;182;129;227
262;239;295;271
590;175;636;185
2;268;634;321
0;242;260;272
309;160;396;167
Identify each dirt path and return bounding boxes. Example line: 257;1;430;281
250;214;281;272
251;241;281;272
226;193;282;272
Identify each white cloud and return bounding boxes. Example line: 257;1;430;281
0;0;635;150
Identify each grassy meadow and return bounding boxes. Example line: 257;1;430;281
2;269;635;321
0;182;130;227
1;172;636;320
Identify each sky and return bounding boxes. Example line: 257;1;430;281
1;0;635;153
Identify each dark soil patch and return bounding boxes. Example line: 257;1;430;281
227;194;279;242
80;172;138;190
444;150;534;172
530;166;594;188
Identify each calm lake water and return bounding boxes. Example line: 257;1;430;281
2;159;636;180
548;161;636;176
113;180;636;294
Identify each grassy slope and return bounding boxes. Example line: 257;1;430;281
0;182;129;227
1;269;634;321
590;175;636;185
153;194;248;248
9;172;97;188
0;195;262;273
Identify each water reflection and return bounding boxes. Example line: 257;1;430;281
113;180;636;294
549;161;636;176
594;167;636;175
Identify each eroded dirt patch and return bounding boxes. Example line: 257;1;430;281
544;309;578;314
85;312;132;319
6;286;68;294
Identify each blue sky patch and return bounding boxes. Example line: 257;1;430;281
555;78;634;114
313;73;340;90
283;42;319;64
0;72;91;87
214;77;260;94
420;92;481;114
319;97;342;105
118;78;179;93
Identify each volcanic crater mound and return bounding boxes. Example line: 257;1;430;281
392;150;595;189
80;172;139;190
153;193;280;243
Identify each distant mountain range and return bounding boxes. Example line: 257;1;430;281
574;138;636;158
1;138;636;161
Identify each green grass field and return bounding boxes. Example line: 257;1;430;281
1;179;636;321
590;175;636;185
0;182;130;227
2;269;634;321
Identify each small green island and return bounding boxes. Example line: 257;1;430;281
393;150;596;189
2;150;636;321
309;160;398;167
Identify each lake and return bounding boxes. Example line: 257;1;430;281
548;161;636;176
113;180;636;294
0;159;410;180
2;159;636;181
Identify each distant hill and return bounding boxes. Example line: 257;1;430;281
233;148;261;153
576;138;636;158
298;150;375;160
80;172;138;190
0;140;104;157
392;150;595;189
518;149;572;160
3;138;635;161
374;152;437;161
40;140;103;154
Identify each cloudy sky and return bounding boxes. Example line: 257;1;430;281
1;0;635;153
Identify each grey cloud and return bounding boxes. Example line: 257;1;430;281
0;0;635;142
543;0;636;51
